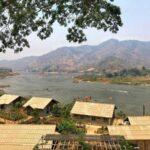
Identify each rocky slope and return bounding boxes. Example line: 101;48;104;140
0;39;150;72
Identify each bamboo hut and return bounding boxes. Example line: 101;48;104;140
23;97;58;116
127;116;150;125
108;125;150;150
0;94;23;110
71;101;115;125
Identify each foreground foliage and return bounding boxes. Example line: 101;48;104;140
0;0;122;52
57;119;85;135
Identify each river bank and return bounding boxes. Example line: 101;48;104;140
74;75;150;86
0;72;150;116
0;71;19;79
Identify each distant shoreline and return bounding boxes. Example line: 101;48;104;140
74;75;150;86
0;72;19;79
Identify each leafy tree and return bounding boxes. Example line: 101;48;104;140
0;0;122;52
115;109;126;119
32;110;41;123
51;103;62;117
61;101;75;118
51;103;73;118
14;98;26;108
51;101;74;118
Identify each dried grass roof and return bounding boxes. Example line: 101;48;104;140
128;116;150;125
108;125;150;140
71;101;115;118
0;94;19;105
23;97;55;109
0;124;56;150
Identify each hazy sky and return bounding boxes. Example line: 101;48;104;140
0;0;150;60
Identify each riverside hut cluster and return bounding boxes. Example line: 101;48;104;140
0;94;58;116
0;94;149;150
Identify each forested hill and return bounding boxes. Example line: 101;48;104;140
0;39;150;72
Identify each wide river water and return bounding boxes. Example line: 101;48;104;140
0;72;150;115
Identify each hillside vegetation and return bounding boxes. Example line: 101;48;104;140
1;39;150;72
74;67;150;85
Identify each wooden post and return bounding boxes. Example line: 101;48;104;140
41;135;44;149
143;105;145;116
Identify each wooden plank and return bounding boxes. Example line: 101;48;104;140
45;134;124;142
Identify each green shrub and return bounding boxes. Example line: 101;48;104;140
57;119;85;135
51;102;75;119
51;104;62;117
79;141;91;150
32;110;41;124
14;101;24;109
61;102;74;118
120;140;135;150
115;110;126;119
0;109;27;121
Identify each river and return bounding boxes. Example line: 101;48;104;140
0;72;150;115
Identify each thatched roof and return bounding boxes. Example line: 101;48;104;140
23;97;56;110
71;101;115;118
108;125;150;140
0;124;56;150
0;94;19;105
128;116;150;125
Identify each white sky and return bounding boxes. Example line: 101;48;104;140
0;0;150;60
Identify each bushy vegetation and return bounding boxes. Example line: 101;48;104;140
115;109;126;119
75;67;150;85
51;104;62;117
51;101;75;119
75;74;99;82
79;141;91;150
120;139;135;150
0;109;27;121
14;98;27;109
31;110;41;124
56;118;91;150
111;76;150;85
57;119;85;135
105;67;150;78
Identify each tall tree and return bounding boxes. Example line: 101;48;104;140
0;0;122;52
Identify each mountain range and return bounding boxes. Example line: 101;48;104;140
0;39;150;72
